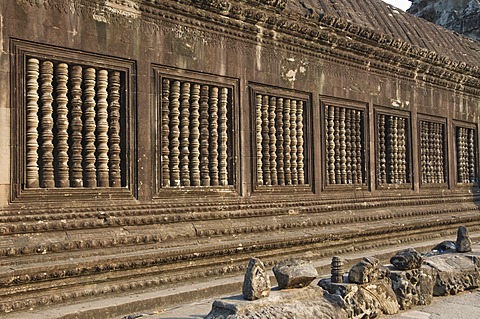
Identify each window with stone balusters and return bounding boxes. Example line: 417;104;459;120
455;125;477;184
419;119;447;184
155;68;236;190
322;99;366;186
12;41;134;200
252;86;309;188
376;112;411;186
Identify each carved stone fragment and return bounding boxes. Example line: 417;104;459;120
242;257;271;301
390;248;423;270
389;265;435;310
273;259;318;289
348;257;379;284
456;226;472;253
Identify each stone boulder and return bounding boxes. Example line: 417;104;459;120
432;240;456;254
456;226;472;253
273;259;318;289
390;248;423;270
348;257;379;284
242;258;271;300
389;265;435;310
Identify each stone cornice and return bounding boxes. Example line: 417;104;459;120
18;0;480;94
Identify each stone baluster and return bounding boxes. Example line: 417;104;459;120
350;108;357;184
269;96;277;185
161;79;171;187
345;109;352;184
108;71;122;187
331;256;344;283
468;129;476;183
378;114;386;185
398;117;407;183
327;105;335;184
355;110;363;184
26;58;40;188
262;95;271;185
199;85;210;186
55;63;70;188
255;94;263;185
393;116;399;184
190;83;201;186
457;128;464;182
462;128;468;182
339;107;346;184
275;97;284;186
180;82;191;187
96;69;109;187
169;80;181;186
83;67;97;187
283;99;291;185
209;87;219;186
334;106;340;184
290;100;298;185
218;87;229;186
296;101;304;185
70;65;83;187
438;124;445;183
419;121;425;183
40;61;55;188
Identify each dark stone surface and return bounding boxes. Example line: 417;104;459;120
390;248;424;270
348;257;379;284
242;258;270;300
456;226;472;253
273;259;318;289
432;240;457;254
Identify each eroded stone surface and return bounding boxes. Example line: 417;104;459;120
320;278;399;318
242;258;270;301
390;248;424;270
348;257;379;284
425;254;480;296
273;259;318;289
389;265;435;309
204;286;348;319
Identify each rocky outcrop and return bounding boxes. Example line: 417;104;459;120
389;266;435;309
408;0;480;40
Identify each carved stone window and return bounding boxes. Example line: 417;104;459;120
321;98;366;186
455;124;477;184
154;67;237;192
251;85;310;189
419;119;447;184
12;41;135;201
376;112;411;186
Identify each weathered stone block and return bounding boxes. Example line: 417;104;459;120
242;257;270;301
425;254;480;296
320;278;399;318
205;286;348;319
389;265;435;309
456;226;472;253
390;248;423;270
273;259;318;289
348;257;379;284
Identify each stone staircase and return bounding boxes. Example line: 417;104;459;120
1;193;480;315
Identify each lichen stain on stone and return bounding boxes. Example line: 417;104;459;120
281;58;309;85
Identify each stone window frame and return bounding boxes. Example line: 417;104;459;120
152;65;240;198
452;120;478;186
373;107;413;190
249;83;313;194
319;96;369;191
10;39;137;203
417;114;448;188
